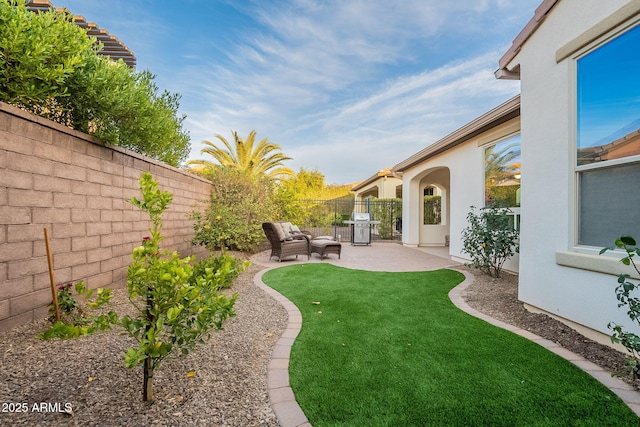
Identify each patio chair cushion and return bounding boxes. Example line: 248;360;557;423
271;222;287;241
277;221;296;240
262;222;310;262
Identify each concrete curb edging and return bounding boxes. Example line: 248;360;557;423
254;268;311;427
449;269;640;417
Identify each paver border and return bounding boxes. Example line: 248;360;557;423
255;268;311;427
449;269;640;417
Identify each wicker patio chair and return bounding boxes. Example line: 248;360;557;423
262;222;310;262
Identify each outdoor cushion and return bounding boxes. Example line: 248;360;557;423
272;223;287;241
278;221;295;240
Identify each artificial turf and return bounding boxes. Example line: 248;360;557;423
262;263;640;427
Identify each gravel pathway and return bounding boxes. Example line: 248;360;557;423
0;263;286;427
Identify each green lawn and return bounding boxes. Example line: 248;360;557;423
263;264;639;427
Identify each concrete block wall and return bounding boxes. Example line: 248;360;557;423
0;102;212;331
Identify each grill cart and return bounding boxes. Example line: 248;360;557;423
344;212;381;245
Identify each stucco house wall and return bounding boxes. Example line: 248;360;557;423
395;100;521;273
352;170;402;201
501;0;639;342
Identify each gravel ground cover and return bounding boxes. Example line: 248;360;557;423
0;263;286;427
0;256;635;426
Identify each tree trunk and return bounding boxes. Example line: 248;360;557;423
143;289;154;401
143;358;154;401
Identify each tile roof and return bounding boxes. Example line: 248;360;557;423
25;1;136;68
495;0;559;79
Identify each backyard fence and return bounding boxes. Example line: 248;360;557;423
295;198;402;242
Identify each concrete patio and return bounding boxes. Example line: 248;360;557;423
251;240;459;272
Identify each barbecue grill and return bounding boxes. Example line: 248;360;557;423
343;212;381;245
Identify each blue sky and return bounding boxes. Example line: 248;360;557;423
55;0;539;184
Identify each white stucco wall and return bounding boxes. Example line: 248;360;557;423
512;0;636;337
401;117;520;273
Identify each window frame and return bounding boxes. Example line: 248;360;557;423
572;18;640;252
482;132;521;231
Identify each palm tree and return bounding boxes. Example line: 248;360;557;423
485;142;520;187
187;130;294;180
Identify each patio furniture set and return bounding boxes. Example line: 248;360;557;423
262;221;342;262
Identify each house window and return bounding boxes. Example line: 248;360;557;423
484;135;521;208
423;186;441;225
576;23;640;247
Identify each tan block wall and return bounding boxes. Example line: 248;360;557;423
0;102;212;331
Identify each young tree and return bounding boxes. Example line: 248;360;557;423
123;172;239;401
191;168;277;252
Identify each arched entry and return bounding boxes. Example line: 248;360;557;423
417;168;450;246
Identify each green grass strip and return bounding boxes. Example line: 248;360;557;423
263;264;639;427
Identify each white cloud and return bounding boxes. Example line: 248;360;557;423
56;0;536;183
186;50;521;183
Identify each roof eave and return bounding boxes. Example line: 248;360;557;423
392;95;521;173
351;169;398;192
496;0;560;80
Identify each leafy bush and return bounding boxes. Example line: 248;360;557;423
600;236;640;378
272;168;353;226
372;198;402;239
189;254;250;289
39;280;115;340
62;56;190;166
0;0;95;113
0;0;190;166
461;205;519;278
122;172;239;401
191;168;277;252
423;196;441;225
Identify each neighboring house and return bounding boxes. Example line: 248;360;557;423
393;95;521;271
26;1;136;67
494;0;640;344
351;168;402;202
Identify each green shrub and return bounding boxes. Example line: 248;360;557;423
62;57;190;166
39;280;115;340
190;254;249;289
372;198;402;239
0;0;190;166
191;168;276;252
461;205;519;278
423;196;441;225
600;236;640;378
0;0;95;113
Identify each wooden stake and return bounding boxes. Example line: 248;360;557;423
44;228;60;322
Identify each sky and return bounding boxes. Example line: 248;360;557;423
577;24;640;148
53;0;540;184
